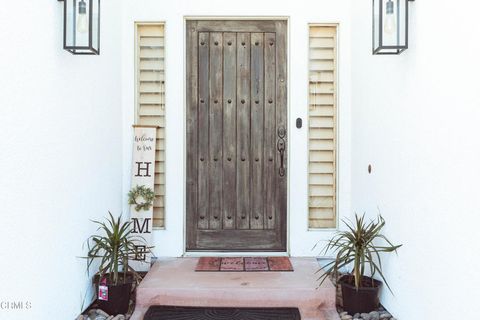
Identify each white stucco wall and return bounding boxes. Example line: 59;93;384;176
0;1;123;319
351;1;480;319
120;0;352;257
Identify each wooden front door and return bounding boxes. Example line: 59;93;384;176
186;20;287;251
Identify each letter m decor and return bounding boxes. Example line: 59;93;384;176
129;125;157;271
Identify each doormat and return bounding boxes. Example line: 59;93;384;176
195;257;294;272
144;306;301;320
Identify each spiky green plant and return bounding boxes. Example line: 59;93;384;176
317;214;402;292
84;212;152;286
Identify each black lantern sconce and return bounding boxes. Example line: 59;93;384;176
58;0;100;55
373;0;414;55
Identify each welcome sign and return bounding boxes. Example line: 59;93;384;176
129;125;156;271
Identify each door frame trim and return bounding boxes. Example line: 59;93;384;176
183;16;291;255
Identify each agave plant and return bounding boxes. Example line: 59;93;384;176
318;214;402;292
84;212;151;286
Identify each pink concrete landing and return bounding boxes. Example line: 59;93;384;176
131;257;339;320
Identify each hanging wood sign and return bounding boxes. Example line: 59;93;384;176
129;125;156;271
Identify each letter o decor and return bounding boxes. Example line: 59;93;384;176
128;185;156;212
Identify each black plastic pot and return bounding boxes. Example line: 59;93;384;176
339;275;382;315
94;275;133;315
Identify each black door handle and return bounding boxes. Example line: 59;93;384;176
277;126;286;177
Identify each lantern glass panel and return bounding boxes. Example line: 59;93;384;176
91;0;99;52
64;0;100;54
373;0;409;54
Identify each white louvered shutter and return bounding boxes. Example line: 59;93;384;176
308;25;337;228
136;23;166;228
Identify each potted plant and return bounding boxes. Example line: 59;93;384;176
84;212;152;315
318;214;402;314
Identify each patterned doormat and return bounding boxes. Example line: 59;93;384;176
195;257;294;272
144;306;301;320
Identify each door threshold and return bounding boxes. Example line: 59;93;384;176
183;252;289;257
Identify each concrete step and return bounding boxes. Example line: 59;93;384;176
131;257;339;320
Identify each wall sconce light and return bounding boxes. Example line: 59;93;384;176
373;0;414;55
58;0;100;55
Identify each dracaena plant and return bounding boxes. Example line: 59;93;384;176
318;214;402;292
84;212;151;286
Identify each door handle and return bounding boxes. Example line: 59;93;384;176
277;126;286;177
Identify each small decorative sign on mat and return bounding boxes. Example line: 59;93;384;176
195;257;294;272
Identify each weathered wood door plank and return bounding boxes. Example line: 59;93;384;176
236;32;251;231
250;32;265;230
197;32;210;230
185;20;198;248
222;32;237;230
264;32;277;230
208;32;223;230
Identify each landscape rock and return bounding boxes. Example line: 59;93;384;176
97;309;110;317
112;315;126;320
88;309;97;320
369;311;380;320
341;315;353;320
379;312;391;319
361;313;371;320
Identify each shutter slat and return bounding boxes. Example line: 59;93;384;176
156;128;165;139
309;196;334;208
309;219;336;228
309;173;334;185
309;162;334;174
310;128;334;139
310;60;335;71
140;59;165;71
309;185;334;197
309;106;335;116
139;93;163;104
140;36;164;47
310;117;334;128
310;151;334;162
140;48;164;58
309;82;334;94
155;162;165;173
309;37;335;48
309;139;334;150
139;25;164;36
140;71;165;81
140;82;165;93
139;105;165;116
309;27;336;37
309;94;334;105
309;208;335;219
309;49;335;60
309;72;334;82
154;184;165;196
